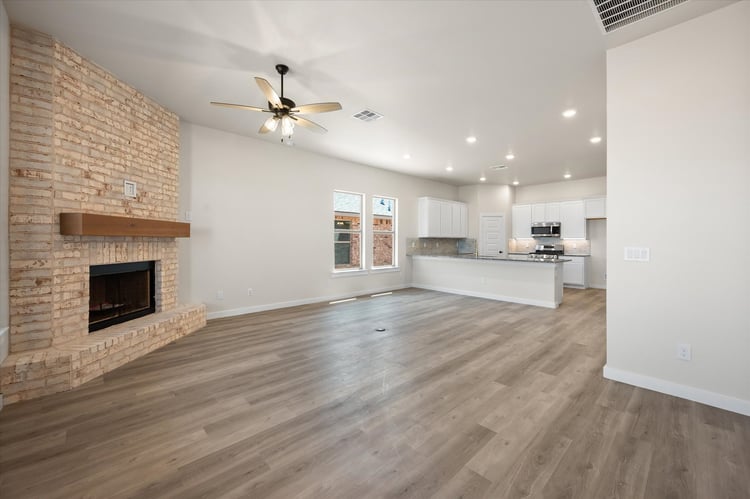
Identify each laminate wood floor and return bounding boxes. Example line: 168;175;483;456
1;288;749;498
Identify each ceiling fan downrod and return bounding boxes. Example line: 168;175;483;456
275;64;289;99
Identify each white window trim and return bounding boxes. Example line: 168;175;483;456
333;190;365;273
371;195;398;270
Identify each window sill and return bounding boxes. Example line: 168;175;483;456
330;269;368;278
370;266;400;274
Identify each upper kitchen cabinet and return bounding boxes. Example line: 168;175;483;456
531;202;560;223
418;197;467;238
585;197;607;219
560;200;586;239
511;204;532;239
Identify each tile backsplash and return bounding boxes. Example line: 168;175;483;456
509;238;590;255
406;238;476;256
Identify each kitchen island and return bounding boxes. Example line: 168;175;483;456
410;255;567;308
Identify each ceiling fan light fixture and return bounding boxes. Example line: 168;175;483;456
264;116;279;132
281;115;295;136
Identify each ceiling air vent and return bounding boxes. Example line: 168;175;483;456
489;165;508;171
352;109;383;122
592;0;688;33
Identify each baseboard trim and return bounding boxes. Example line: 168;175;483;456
603;365;750;416
206;286;409;320
589;284;607;290
411;283;558;309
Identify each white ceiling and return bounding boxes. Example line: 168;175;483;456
2;0;733;186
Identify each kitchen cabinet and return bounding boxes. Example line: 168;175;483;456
585;197;606;219
511;204;532;239
417;197;467;238
531;202;560;223
545;202;560;222
563;256;587;287
560;200;586;239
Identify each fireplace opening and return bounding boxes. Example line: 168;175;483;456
89;261;156;332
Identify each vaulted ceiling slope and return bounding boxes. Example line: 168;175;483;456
4;0;720;186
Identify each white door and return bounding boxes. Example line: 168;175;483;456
479;214;506;257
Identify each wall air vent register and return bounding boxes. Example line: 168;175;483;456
591;0;688;33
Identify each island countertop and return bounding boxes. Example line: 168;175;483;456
410;254;571;264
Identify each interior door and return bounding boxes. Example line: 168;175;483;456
479;214;506;257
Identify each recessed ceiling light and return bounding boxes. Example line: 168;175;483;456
505;153;515;160
445;166;453;172
590;136;602;144
479;176;486;182
564;173;572;179
512;180;519;186
403;153;411;159
562;109;577;118
466;136;477;144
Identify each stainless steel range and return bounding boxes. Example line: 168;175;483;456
528;243;564;262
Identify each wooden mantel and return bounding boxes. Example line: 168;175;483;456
60;213;190;238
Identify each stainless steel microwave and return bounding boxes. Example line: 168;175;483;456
531;222;561;238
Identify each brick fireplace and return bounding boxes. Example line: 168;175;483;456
0;26;206;404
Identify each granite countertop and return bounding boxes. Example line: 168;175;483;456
410;254;570;264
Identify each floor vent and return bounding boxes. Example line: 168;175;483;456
592;0;688;33
352;109;383;122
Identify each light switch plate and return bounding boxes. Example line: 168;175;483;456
624;247;650;262
124;180;137;198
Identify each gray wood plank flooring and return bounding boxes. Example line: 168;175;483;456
1;288;748;498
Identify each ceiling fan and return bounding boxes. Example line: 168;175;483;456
211;64;342;140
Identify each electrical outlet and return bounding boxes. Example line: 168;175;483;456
247;288;253;296
185;210;192;222
677;343;691;361
411;241;416;248
216;289;224;300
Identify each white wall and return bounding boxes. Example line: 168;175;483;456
458;184;514;250
606;1;750;415
179;122;457;318
514;176;606;204
0;1;10;364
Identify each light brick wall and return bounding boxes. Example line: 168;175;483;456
9;26;181;353
3;26;206;405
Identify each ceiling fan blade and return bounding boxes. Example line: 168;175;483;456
259;116;279;134
290;102;342;114
210;101;269;112
291;115;327;134
254;77;283;109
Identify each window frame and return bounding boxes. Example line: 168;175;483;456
371;195;398;270
333;190;365;273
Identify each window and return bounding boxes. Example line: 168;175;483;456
333;191;364;271
372;196;397;268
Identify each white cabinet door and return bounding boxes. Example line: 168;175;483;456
545;202;561;222
418;198;442;237
512;204;532;239
439;202;452;236
585;197;606;219
531;203;546;223
563;256;586;286
457;203;468;237
560;200;586;239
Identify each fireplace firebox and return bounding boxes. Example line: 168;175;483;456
89;261;156;332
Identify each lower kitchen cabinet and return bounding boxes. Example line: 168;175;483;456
563;256;588;287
